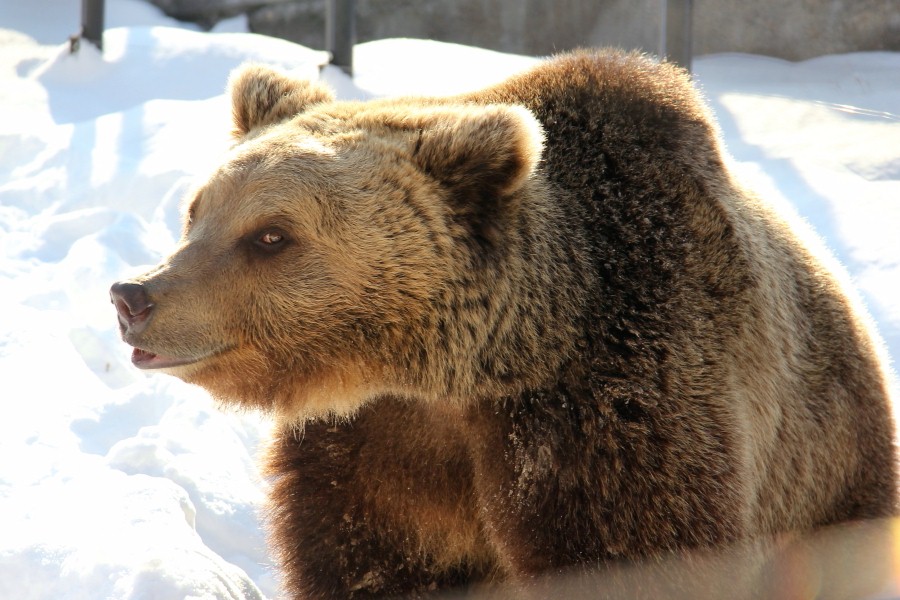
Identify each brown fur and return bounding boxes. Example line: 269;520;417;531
111;50;898;598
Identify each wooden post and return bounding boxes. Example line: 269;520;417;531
326;0;356;75
81;0;105;50
662;0;693;71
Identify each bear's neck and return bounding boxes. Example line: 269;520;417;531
397;185;592;405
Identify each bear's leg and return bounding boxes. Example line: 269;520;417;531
828;436;899;523
266;397;497;599
463;390;748;581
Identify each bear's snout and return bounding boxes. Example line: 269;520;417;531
110;281;154;335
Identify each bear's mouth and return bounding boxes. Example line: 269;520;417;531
131;347;199;370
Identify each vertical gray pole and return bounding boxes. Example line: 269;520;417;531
82;0;105;50
326;0;356;75
662;0;693;71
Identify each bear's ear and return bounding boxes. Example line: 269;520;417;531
412;104;544;201
228;64;335;138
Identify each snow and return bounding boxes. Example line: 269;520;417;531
1;1;898;598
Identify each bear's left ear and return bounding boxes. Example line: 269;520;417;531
412;104;544;202
228;64;335;139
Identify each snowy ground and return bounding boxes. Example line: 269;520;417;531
1;1;899;598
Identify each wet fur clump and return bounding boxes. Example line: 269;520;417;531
112;50;898;598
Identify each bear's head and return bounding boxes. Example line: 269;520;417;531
110;64;566;420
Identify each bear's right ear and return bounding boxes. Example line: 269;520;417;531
411;104;544;201
228;64;335;139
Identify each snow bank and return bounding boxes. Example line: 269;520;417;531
1;11;326;599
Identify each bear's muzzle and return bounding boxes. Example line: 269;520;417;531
110;281;154;335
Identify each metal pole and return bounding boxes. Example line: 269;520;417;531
81;0;105;50
662;0;693;71
326;0;356;75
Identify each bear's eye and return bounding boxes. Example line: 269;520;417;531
253;230;288;251
260;232;283;245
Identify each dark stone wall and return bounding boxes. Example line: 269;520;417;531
148;0;900;61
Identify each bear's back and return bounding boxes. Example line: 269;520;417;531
465;50;898;533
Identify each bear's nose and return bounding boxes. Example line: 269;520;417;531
110;281;154;334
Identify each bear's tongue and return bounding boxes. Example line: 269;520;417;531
131;347;199;370
132;347;158;367
132;347;174;369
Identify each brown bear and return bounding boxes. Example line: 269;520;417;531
110;49;898;598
